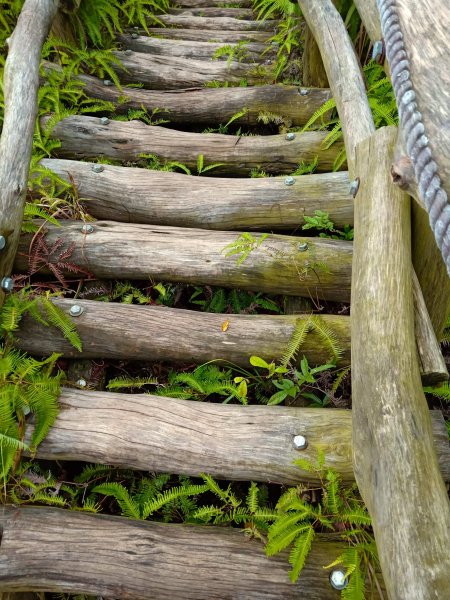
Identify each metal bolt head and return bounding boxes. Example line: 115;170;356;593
103;79;113;86
69;304;84;317
92;164;104;174
349;177;360;198
77;378;87;388
299;88;309;96
293;435;308;450
284;176;295;186
1;277;14;292
0;235;6;250
100;117;110;125
285;132;296;141
298;242;308;252
131;32;139;39
124;49;133;55
81;224;94;234
329;569;348;590
372;40;384;64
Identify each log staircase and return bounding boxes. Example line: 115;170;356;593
1;0;449;598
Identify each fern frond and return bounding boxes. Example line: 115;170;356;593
266;522;313;556
191;505;224;523
288;525;315;582
74;463;117;483
423;382;450;402
281;318;313;367
246;481;260;513
92;482;141;519
310;315;343;362
39;296;82;351
107;376;158;390
201;473;240;507
26;492;67;507
142;484;209;519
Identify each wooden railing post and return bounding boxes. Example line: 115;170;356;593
352;126;450;599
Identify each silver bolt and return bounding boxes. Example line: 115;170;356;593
103;79;113;86
298;242;308;252
285;132;295;141
0;235;6;250
284;176;295;186
77;378;87;388
92;164;104;174
81;224;94;234
133;26;139;31
131;32;139;39
69;304;84;317
372;40;384;63
299;88;309;96
293;435;308;450
329;569;348;590
1;277;14;292
265;59;272;65
124;49;133;55
349;177;360;198
23;405;31;416
100;117;110;125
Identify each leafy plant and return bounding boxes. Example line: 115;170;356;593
189;286;281;314
302;210;354;241
212;41;250;67
223;232;268;265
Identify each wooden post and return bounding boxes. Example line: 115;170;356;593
352;126;450;599
0;0;58;308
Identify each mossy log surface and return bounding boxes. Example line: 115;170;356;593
175;0;252;6
169;7;254;18
143;28;271;42
43;65;332;126
26;388;450;484
112;50;272;89
118;34;270;61
0;506;353;599
352;127;450;599
44;115;346;175
16;298;352;366
156;14;277;31
16;221;353;301
39;158;353;229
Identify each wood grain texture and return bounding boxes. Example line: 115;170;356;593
112;50;272;89
169;7;254;19
27;388;450;484
43;64;333;126
352;0;382;41
15;221;353;301
143;28;272;42
0;0;58;306
302;26;329;88
15;298;352;366
175;0;252;6
297;0;374;175
44;115;346;175
352;127;450;599
156;14;277;31
39;158;353;229
0;506;350;599
118;34;269;61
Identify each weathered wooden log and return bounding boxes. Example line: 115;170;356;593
43;64;333;126
39;158;353;229
176;0;252;6
112;50;272;89
143;28;271;42
352;0;381;42
297;0;374;175
15;299;352;366
14;298;447;385
15;221;353;301
27;388;450;484
44;115;346;175
302;26;329;88
156;14;277;31
352;127;450;599
0;506;357;599
118;34;269;61
169;7;255;19
0;0;58;308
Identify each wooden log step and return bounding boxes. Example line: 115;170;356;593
118;34;270;62
14;299;447;385
28;389;450;484
143;28;271;42
112;50;272;89
0;506;356;599
46;66;332;126
16;299;351;366
44;115;345;175
40;158;353;229
16;221;353;301
169;7;255;19
156;14;278;31
176;0;252;7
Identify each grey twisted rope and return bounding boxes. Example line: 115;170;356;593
377;0;450;275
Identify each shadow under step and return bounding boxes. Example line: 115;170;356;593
39;158;353;230
26;389;450;484
43;115;345;175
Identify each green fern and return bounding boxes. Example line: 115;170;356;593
423;382;450;402
107;376;158;390
281;318;313;367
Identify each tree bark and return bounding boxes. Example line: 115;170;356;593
352;126;450;599
156;14;277;31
